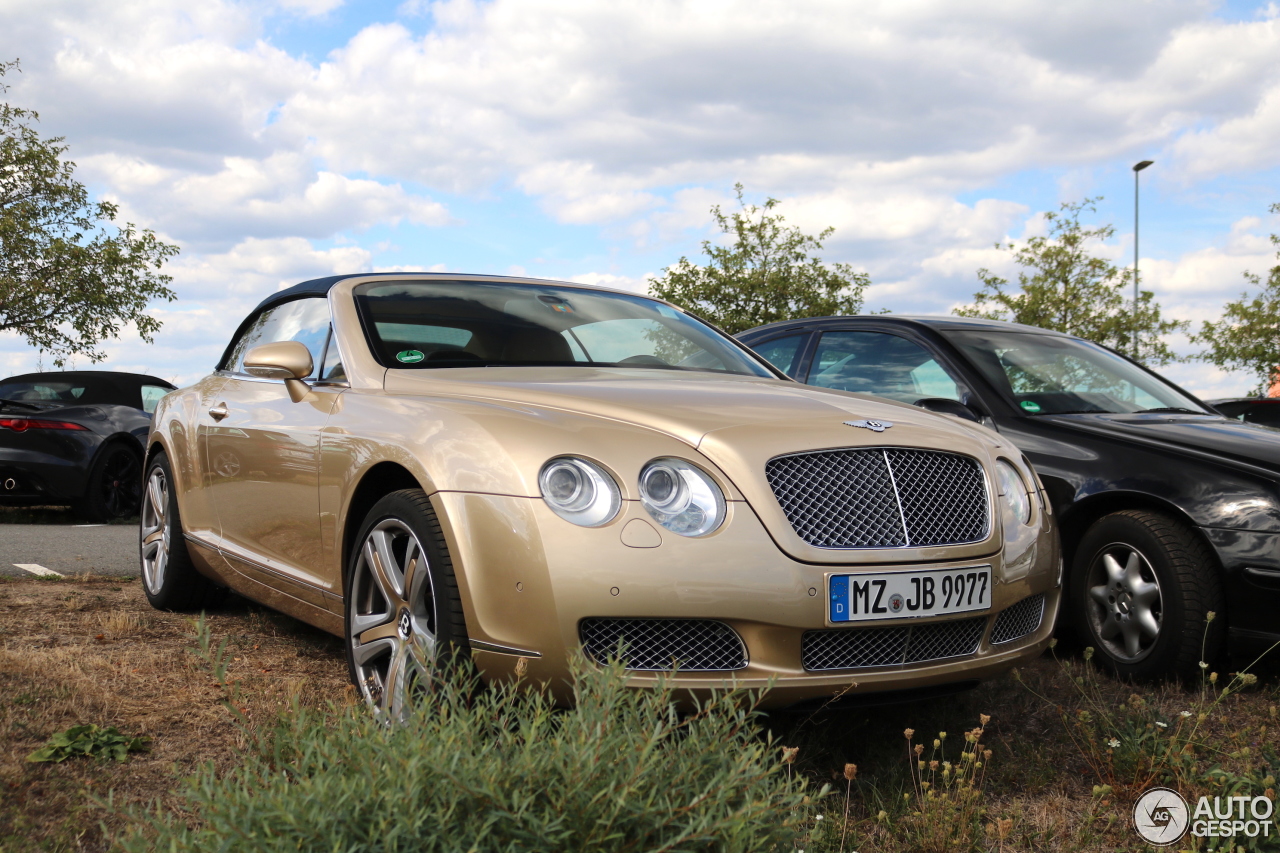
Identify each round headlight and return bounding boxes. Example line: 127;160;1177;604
539;457;620;527
638;458;726;537
995;459;1031;527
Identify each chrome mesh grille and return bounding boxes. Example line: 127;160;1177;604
990;594;1045;644
766;448;989;548
801;617;986;671
579;619;748;672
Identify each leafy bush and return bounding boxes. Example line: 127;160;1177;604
27;723;148;763
121;656;815;852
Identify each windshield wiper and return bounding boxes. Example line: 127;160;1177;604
1138;407;1207;415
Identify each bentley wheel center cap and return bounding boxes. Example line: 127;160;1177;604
397;609;413;639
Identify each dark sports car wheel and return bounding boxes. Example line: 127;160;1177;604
76;443;143;521
345;489;467;721
1071;510;1225;680
140;452;225;611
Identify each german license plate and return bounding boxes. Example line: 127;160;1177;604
828;566;992;623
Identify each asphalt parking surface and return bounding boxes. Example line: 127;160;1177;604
0;523;138;578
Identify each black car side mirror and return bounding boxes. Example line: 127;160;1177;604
914;397;982;423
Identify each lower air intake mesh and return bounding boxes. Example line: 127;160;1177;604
579;618;748;672
801;617;986;671
990;594;1046;644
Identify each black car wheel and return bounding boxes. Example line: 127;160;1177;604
1071;510;1225;680
345;489;468;722
140;451;225;611
75;443;143;521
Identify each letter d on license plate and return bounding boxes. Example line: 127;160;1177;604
829;566;992;622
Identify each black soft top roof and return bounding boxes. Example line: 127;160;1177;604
253;272;600;315
0;371;175;407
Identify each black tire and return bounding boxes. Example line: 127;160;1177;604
75;442;143;522
344;489;468;719
1070;509;1225;681
139;451;226;611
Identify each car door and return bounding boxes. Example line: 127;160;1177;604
201;297;346;599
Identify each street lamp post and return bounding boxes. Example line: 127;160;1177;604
1132;160;1154;359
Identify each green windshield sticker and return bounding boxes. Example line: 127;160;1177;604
1020;400;1042;413
396;350;425;364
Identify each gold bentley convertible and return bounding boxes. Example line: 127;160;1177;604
142;273;1060;714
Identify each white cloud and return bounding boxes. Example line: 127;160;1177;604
83;151;451;249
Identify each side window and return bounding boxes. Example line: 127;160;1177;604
319;327;347;383
140;385;170;414
806;331;961;404
752;334;807;378
223;298;332;378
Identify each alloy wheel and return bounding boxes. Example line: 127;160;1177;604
1085;542;1163;662
101;448;142;517
348;518;438;721
140;466;169;594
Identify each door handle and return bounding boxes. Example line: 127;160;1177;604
209;402;230;421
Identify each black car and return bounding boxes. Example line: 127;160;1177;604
738;315;1280;679
0;371;175;520
1209;397;1280;429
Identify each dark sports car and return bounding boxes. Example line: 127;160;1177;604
0;371;175;520
739;315;1280;680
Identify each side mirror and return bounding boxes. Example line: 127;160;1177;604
243;342;314;402
243;341;313;381
914;397;982;423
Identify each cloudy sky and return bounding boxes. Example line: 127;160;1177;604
2;0;1279;395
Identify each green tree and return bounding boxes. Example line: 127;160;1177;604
1194;203;1280;395
953;198;1186;365
1;60;177;366
648;184;869;335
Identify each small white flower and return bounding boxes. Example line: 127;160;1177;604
1179;711;1192;718
816;814;824;820
1155;722;1168;728
1106;738;1120;748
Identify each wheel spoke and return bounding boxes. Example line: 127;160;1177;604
409;620;437;668
147;477;166;523
1089;584;1111;607
357;619;399;647
1098;612;1122;641
404;539;430;607
352;634;397;667
370;529;406;602
385;642;410;716
1135;608;1161;641
1121;551;1145;594
1120;620;1142;658
1101;552;1126;586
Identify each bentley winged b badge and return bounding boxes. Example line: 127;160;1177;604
844;419;893;432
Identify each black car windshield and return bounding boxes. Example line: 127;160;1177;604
353;280;773;377
942;329;1210;416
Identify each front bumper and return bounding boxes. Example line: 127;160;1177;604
436;492;1060;708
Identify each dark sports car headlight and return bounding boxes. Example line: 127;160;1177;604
995;459;1032;527
539;457;621;527
638;458;726;537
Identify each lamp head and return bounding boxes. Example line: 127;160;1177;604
1134;160;1154;172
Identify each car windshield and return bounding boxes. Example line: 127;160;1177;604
941;329;1210;415
353;280;773;377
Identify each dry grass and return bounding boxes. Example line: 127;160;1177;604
0;574;1276;852
0;575;346;853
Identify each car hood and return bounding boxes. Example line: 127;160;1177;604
1038;413;1280;473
